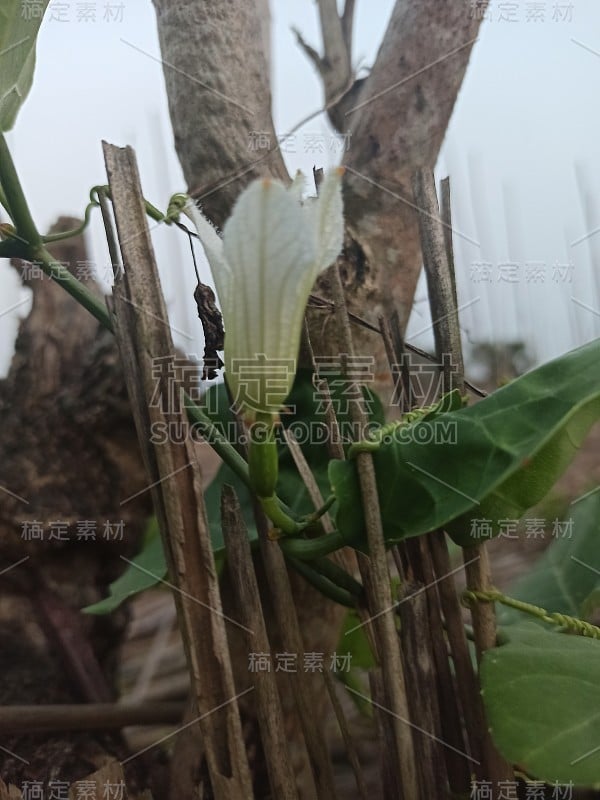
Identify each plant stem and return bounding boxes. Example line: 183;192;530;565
248;412;279;497
258;494;300;535
313;557;363;599
279;530;347;560
285;555;356;607
92;184;168;224
183;392;252;488
301;494;336;527
0;178;12;219
0;135;113;330
42;199;98;243
184;396;307;535
33;244;113;330
0;133;42;247
463;589;600;639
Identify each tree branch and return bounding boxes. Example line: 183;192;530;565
293;0;355;132
341;0;356;51
316;0;353;91
312;0;488;363
292;26;323;73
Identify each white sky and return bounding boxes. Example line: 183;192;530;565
2;0;600;375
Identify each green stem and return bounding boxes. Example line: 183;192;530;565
183;395;302;531
248;413;279;497
0;135;111;330
299;494;336;528
42;199;98;243
183;393;251;489
182;399;313;538
0;133;42;247
0;178;12;219
463;589;600;639
258;494;300;535
285;556;356;608
142;197;166;223
313;557;363;599
246;412;309;534
279;530;347;560
92;185;167;224
347;438;380;458
32;244;113;331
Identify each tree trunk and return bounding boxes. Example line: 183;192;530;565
152;0;289;229
154;0;485;337
340;2;485;328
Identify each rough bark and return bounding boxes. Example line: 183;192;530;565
152;0;289;228
340;2;485;329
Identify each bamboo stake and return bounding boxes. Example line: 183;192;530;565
221;486;299;800
380;314;469;794
103;142;252;799
0;703;183;734
413;168;513;787
328;262;418;800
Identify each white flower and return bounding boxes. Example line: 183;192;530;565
183;169;344;419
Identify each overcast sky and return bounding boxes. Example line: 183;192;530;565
2;0;600;375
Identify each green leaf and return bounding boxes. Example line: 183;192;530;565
83;518;167;614
0;2;49;130
501;489;600;623
339;608;376;670
330;340;600;549
481;623;600;786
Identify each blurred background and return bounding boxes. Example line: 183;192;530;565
2;0;599;383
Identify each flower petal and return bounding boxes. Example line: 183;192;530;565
222;179;318;413
288;170;307;202
306;167;345;271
